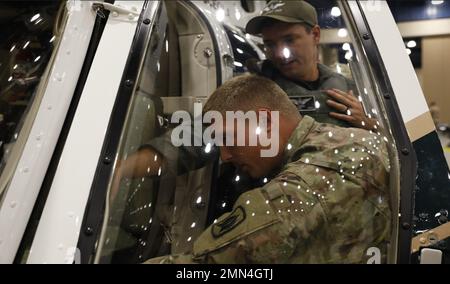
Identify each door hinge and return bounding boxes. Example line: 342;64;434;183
92;2;140;19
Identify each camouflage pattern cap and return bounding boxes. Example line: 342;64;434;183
246;0;318;35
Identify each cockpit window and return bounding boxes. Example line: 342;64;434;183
224;24;262;74
0;2;64;199
94;1;220;263
311;1;401;262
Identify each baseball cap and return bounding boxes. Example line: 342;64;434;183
245;0;318;35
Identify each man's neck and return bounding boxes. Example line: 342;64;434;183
298;64;320;82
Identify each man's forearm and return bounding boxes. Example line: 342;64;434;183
117;147;164;179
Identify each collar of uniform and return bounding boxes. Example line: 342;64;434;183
262;60;333;85
317;63;334;83
266;115;315;178
283;115;315;162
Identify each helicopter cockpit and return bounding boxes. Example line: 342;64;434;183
79;0;402;264
1;1;448;265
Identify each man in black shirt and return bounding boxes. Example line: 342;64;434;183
245;0;375;129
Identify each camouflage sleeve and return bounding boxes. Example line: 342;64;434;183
141;181;323;264
284;125;392;263
141;174;318;264
142;124;392;264
190;176;328;264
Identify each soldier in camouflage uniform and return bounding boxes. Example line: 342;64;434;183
144;74;391;264
245;0;376;130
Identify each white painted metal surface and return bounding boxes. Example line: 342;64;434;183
360;1;430;124
420;248;443;264
27;1;146;264
193;0;266;31
0;1;97;264
193;2;238;84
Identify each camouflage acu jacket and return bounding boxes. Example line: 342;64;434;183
144;116;392;264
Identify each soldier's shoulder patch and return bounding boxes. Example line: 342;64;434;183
211;206;246;239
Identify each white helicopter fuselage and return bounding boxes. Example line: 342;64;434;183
0;0;447;264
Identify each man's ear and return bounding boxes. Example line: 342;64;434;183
312;25;321;44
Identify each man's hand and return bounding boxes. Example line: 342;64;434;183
109;147;165;203
325;88;376;131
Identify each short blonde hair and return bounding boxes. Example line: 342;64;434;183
204;74;300;118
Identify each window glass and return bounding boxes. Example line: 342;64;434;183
240;0;256;13
316;0;400;263
95;0;400;264
0;1;64;200
233;0;400;263
95;1;219;263
224;23;264;75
